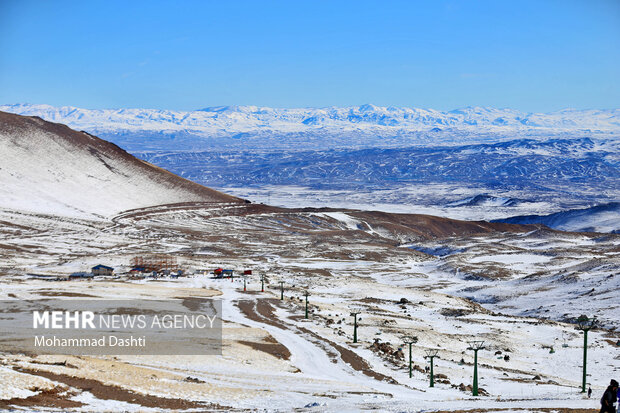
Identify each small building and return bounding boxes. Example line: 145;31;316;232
92;265;114;276
214;268;234;278
243;270;252;275
70;272;93;279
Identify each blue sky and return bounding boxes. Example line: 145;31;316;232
0;0;618;111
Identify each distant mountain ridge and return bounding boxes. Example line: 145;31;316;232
4;103;618;130
493;202;620;233
446;195;526;207
1;103;619;151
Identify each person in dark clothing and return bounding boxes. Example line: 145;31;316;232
589;387;592;398
600;379;619;413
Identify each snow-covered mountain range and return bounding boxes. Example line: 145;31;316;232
2;103;619;151
4;103;619;132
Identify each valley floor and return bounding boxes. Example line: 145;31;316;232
0;202;618;411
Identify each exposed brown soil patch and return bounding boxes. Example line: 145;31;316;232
237;299;287;329
15;367;221;410
349;210;536;241
238;335;291;360
359;297;388;304
256;298;284;322
0;386;84;409
291;268;333;277
114;201;278;222
174;296;219;312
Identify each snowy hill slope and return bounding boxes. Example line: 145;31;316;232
1;103;619;151
494;202;620;233
0;111;241;218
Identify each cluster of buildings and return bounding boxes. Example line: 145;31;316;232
213;268;252;278
66;258;253;281
69;264;114;279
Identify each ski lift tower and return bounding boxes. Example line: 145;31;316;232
278;281;285;300
402;336;418;378
424;349;440;387
467;340;485;396
349;308;361;343
575;315;597;393
303;290;310;319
